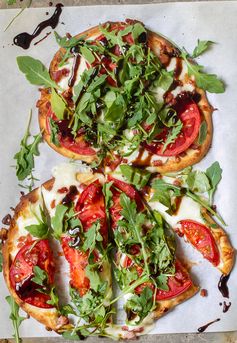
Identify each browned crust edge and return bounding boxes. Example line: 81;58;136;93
2;179;63;332
201;208;235;275
38;22;213;171
153;283;199;319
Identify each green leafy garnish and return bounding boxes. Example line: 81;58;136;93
31;265;48;286
162;120;183;153
51;88;68;120
206;161;222;204
192;40;214;58
17;56;61;90
181;51;225;93
120;165;151;189
14;110;42;182
51;204;69;239
198;121;208;145
125;286;154;324
25;205;49;238
82;221;103;254
49;118;60;146
6;295;26;343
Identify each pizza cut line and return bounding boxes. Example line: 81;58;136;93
16;19;224;173
2;164;234;339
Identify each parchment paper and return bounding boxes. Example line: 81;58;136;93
0;1;237;338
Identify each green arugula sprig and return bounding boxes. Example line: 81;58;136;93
151;161;225;225
6;295;26;343
14;110;42;188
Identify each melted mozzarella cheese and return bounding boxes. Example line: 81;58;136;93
148;195;205;228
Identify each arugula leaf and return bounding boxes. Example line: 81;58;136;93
181;52;225;93
17;56;61;90
151;188;171;210
120;165;151;189
85;265;101;291
51;204;68;239
155;274;169;291
125;286;153;324
186;171;211;193
14;111;42;182
152;178;182;197
206;161;222;204
154;69;173;91
192;40;214;58
162;120;183;153
131;22;146;42
31;266;48;286
49;118;60;146
82;221;102;254
25;205;49;238
120;193;149;275
51;88;68;120
80;46;95;64
198;120;208;145
6;0;16;4
47;286;59;308
6;295;26;343
54;31;86;48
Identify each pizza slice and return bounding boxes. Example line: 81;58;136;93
147;175;235;276
17;20;224;172
2;181;71;332
108;176;198;330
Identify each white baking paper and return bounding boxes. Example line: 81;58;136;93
0;1;237;338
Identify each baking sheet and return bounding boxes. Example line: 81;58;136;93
0;1;237;338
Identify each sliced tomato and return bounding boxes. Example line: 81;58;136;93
61;236;90;296
75;179;107;243
9;240;54;308
145;101;201;156
156;260;193;300
178;220;220;266
134;260;192;300
46;109;96;156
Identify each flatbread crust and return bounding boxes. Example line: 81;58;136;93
2;179;71;333
201;208;235;275
154;284;198;319
37;22;213;172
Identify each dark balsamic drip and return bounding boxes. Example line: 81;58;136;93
49;1;53;6
62;185;78;205
218;274;230;298
173;196;182;215
34;32;51;46
197;318;220;333
2;213;12;225
132;146;152;167
13;3;63;49
68;54;81;88
174;57;183;79
223;301;231;313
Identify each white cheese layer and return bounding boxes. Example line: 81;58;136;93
148;195;205;228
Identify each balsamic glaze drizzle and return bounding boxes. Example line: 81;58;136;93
218;274;230;298
197;318;220;333
13;3;63;49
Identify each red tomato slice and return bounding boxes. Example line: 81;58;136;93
156;260;193;300
145;101;201;156
75;180;107;242
46;109;96;156
133;261;192;301
178;220;220;266
63;180;107;295
9;240;54;308
61;236;90;297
